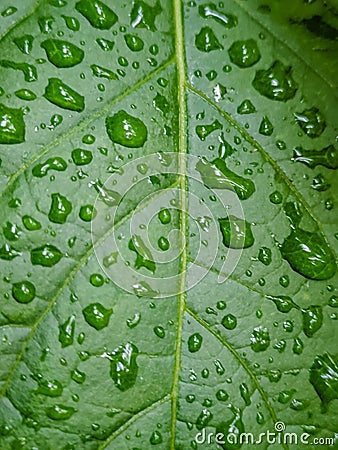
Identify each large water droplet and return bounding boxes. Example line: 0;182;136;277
14;89;37;101
110;342;139;391
36;378;63;397
309;353;338;412
188;333;203;352
196;119;222;140
13;35;33;54
199;3;237;28
3;222;21;241
0;103;25;144
196;158;255;200
90;64;118;80
253;60;297;101
43;78;85;112
12;281;36;303
31;244;63;267
195;27;223;52
250;326;270;352
216;406;244;449
41;39;84;68
150;430;163;445
48;193;72;224
59;315;75;347
129;234;155;272
237;99;256;114
46;404;76;420
228;39;261;67
75;0;118;29
0;243;21;260
61;15;80;31
294;107;326;138
292;145;338;169
266;295;297;313
82;302;112;330
219;215;254;249
302;305;323;337
32;157;67;177
0;60;37;82
130;1;162;31
196;409;213;430
221;313;237;330
124;34;144;51
158;208;171;224
106;110;147;148
71;148;93;166
280;229;336;280
22;215;41;231
79;204;97;222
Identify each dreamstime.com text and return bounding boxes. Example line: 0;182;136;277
195;422;335;446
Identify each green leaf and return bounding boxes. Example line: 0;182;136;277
0;0;337;449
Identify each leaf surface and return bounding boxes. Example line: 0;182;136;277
0;1;337;449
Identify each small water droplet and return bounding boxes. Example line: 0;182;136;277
82;303;113;330
188;333;203;352
195;27;223;52
12;281;36;303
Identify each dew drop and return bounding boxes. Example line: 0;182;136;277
219;215;254;249
30;244;63;267
0;103;25;144
22;215;41;230
71;148;93;166
228;39;261;67
188;333;203;352
43;78;84;112
250;326;270;352
75;0;118;29
158;208;171;224
221;313;237;330
294;107;326;138
82;302;112;330
195;27;223;52
58;315;75;347
48;193;72;224
253;60;297;101
46;404;76;420
110;342;139;391
71;368;86;384
12;281;36;303
259;115;274;136
124;34;144;52
199;4;237;28
130;1;162;31
302;305;323;337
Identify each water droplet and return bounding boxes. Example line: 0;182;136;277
35;377;63;397
309;353;338;412
302;305;323;337
239;383;251;405
253;60;297;101
158;208;171;224
197;158;255;200
150;430;163;445
0;243;21;260
22;215;41;231
124;34;144;52
13;34;33;54
89;273;104;287
30;244;63;267
199;4;237;28
14;89;37;101
219;215;254;249
75;0;118;29
153;93;169;115
3;222;21;241
129;235;155;272
71;368;86;384
154;326;165;338
188;333;203;352
281;228;336;280
267;295;297;313
90;64;118;80
83;303;112;330
250;326;270;352
0;103;25;144
106;110;147;148
38;16;55;34
48;193;72;224
216;389;228;401
259;115;274;136
292;145;337;169
71;148;93;166
12;281;36;303
196;409;213;430
258;246;272;265
216;406;244;447
328;296;338;308
0;60;37;82
32;157;67;177
294;107;326;138
158;236;169;251
237;99;256;114
43;78;84;112
221;313;237;330
41;39;84;68
196;119;222;140
130;1;162;31
61;15;80;31
1;6;17;17
96;38;114;51
311;173;330;191
283;319;294;332
46;404;76;420
228;39;261;67
59;315;75;347
269;190;282;204
195;27;223;52
110;342;138;391
292;337;304;355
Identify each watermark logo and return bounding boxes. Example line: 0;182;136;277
195;422;335;446
91;152;245;297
